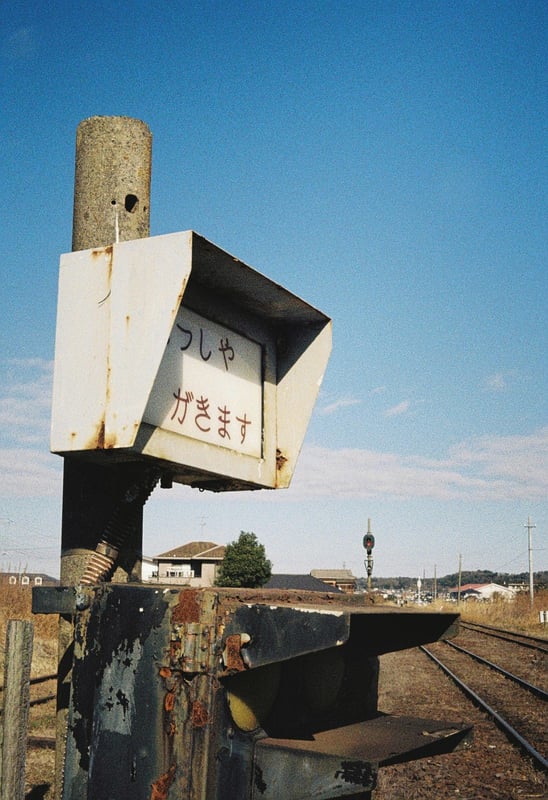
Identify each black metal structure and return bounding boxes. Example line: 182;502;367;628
34;585;471;799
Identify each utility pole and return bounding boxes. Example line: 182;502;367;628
433;563;437;602
457;553;462;604
525;516;536;607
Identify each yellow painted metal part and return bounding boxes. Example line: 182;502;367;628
226;663;281;732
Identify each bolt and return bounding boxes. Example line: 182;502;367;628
75;590;90;611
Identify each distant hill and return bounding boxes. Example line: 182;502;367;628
358;570;548;592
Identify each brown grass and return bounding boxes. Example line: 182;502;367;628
436;588;548;636
0;583;58;676
0;583;59;799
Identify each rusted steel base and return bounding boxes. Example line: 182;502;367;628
34;585;470;800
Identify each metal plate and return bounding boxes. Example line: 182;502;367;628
253;715;472;799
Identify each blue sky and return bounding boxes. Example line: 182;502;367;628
1;1;546;581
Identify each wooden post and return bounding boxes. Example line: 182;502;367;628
55;116;152;799
0;620;34;800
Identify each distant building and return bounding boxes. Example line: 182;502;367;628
310;569;357;594
0;572;58;587
148;541;226;588
144;544;357;593
141;555;157;582
448;582;515;601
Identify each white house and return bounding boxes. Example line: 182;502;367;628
448;582;515;601
145;541;226;587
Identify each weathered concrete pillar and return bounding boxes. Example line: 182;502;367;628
61;115;152;585
56;117;152;799
72;116;152;251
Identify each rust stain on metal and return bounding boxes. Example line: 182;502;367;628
172;589;201;623
150;764;176;800
90;244;113;260
169;640;182;661
87;418;117;450
91;244;114;291
164;691;175;712
159;666;172;679
276;449;288;470
191;700;209;728
96;419;105;449
223;634;246;672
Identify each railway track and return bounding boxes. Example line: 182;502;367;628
422;624;548;775
460;620;548;652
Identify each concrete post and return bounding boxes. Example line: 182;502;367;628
61;115;152;586
72;115;152;251
56;117;152;799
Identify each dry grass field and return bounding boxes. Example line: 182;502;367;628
0;584;58;799
450;586;548;634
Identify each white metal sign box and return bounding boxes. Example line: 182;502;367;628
51;231;331;491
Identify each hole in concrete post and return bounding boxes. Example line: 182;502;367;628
125;194;139;213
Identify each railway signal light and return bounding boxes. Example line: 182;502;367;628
363;533;375;552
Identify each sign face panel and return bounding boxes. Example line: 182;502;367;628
143;307;263;457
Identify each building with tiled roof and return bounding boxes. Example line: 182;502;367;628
148;541;226;587
310;569;357;594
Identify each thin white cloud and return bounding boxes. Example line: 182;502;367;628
0;448;61;497
0;359;53;447
484;372;507;391
384;400;410;417
290;427;548;502
0;360;59;495
319;396;361;415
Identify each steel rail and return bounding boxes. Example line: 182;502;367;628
445;640;548;701
421;645;548;774
461;621;548;653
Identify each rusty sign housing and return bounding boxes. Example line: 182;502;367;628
50;231;332;491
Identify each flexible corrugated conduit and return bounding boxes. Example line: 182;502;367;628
80;469;160;585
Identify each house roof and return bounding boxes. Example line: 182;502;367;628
265;574;342;592
310;569;357;582
155;541;226;560
448;582;513;594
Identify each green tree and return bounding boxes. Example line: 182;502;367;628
216;531;272;588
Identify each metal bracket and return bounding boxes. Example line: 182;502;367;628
170;622;215;673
